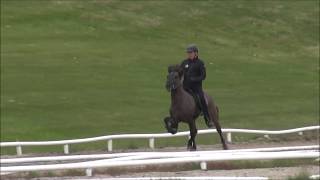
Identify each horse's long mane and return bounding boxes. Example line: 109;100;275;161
168;64;179;72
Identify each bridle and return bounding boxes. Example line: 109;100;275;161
167;71;183;91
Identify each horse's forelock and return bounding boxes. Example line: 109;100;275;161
168;65;176;73
168;64;181;73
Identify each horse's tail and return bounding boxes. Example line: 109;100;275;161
216;105;219;122
207;96;219;124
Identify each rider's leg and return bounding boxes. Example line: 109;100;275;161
194;87;214;128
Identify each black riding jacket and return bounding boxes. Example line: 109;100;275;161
180;58;206;90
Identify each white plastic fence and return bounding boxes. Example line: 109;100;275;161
0;126;319;155
1;146;318;176
65;177;270;180
1;145;318;164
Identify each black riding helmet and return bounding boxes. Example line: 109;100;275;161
186;44;199;53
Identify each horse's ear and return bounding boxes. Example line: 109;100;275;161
168;65;176;73
168;64;183;75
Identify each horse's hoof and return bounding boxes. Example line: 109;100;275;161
206;121;214;128
164;117;178;134
187;146;197;151
223;144;229;150
170;128;177;134
165;126;177;134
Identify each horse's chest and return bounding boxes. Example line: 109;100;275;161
171;104;196;122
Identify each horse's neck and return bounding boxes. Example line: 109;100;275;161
171;86;185;105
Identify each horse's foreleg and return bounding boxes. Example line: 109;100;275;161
164;117;178;134
187;121;198;151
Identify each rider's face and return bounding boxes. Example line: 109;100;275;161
187;51;197;60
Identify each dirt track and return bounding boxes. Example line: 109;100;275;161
9;166;320;180
95;166;319;180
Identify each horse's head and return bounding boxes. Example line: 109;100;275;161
166;65;183;92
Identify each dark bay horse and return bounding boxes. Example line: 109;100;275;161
164;65;228;151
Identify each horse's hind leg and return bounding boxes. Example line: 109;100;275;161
187;121;197;151
212;118;228;150
209;106;228;150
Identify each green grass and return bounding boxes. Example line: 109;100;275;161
1;0;319;153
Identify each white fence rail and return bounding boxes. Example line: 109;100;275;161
1;146;318;176
0;126;319;155
1;145;318;164
74;177;269;180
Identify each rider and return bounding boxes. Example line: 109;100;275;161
180;44;214;128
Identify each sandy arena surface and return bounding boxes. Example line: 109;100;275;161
7;166;319;180
90;166;319;179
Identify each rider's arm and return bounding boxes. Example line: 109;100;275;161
190;61;206;82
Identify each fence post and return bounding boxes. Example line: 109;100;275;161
85;168;92;176
64;144;69;154
107;139;113;152
227;132;232;143
16;145;22;156
200;161;207;170
149;138;155;149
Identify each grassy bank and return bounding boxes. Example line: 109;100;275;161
1;0;319;153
